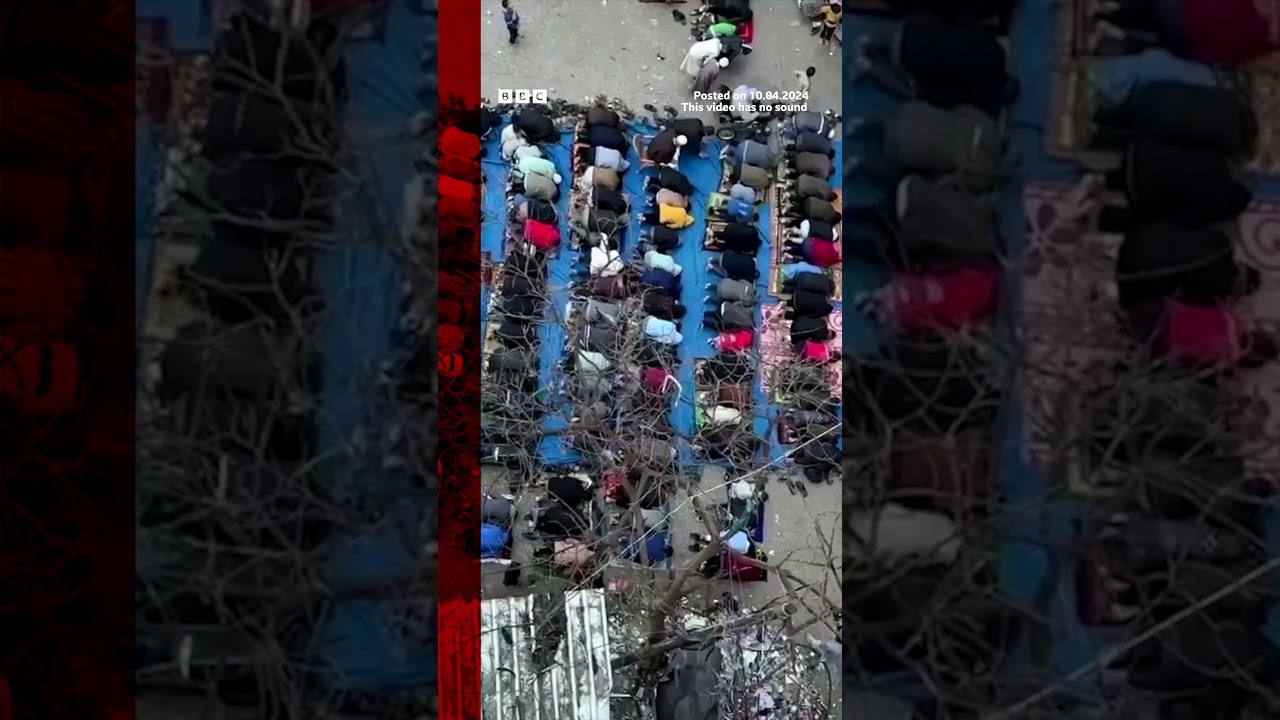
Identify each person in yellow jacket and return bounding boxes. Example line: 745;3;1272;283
817;1;841;45
642;202;695;229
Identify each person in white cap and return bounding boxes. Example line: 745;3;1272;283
635;127;688;168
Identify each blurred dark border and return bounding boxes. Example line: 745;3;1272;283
0;1;137;717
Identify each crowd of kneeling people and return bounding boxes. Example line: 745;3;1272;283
1066;8;1280;718
834;10;1016;704
837;6;1280;718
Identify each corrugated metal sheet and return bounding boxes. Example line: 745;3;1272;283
481;590;613;720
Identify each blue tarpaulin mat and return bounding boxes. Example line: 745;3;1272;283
314;1;435;693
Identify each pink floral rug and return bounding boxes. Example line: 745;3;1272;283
759;304;842;398
1020;186;1280;482
1019;185;1133;467
1233;201;1280;478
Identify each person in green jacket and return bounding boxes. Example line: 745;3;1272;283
706;21;738;39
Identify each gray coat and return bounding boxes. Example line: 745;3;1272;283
718;302;754;330
896;176;998;261
735;163;771;190
793;174;832;200
736;139;773;169
885;102;1007;189
715;278;756;304
585;299;622;325
794;151;833;178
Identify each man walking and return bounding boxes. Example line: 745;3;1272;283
502;0;519;44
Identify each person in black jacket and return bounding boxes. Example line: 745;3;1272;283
790;315;831;347
646;166;696;196
1116;222;1260;311
787;290;833;318
1091;81;1257;156
1072;139;1252;233
642;290;687;320
706;251;760;281
782;270;836;296
708;222;762;255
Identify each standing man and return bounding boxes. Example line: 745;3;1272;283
502;0;520;45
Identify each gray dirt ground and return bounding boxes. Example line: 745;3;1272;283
479;0;842;121
479;0;842;644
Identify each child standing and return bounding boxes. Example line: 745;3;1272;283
795;66;815;94
502;0;519;45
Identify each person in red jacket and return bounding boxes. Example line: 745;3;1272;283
1091;0;1279;66
1126;298;1279;370
783;236;841;268
524;219;560;250
710;329;754;353
856;266;996;332
800;339;836;363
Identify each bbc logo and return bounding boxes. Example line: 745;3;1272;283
498;89;548;104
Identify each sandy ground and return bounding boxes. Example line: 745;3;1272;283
479;0;842;121
478;0;843;644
